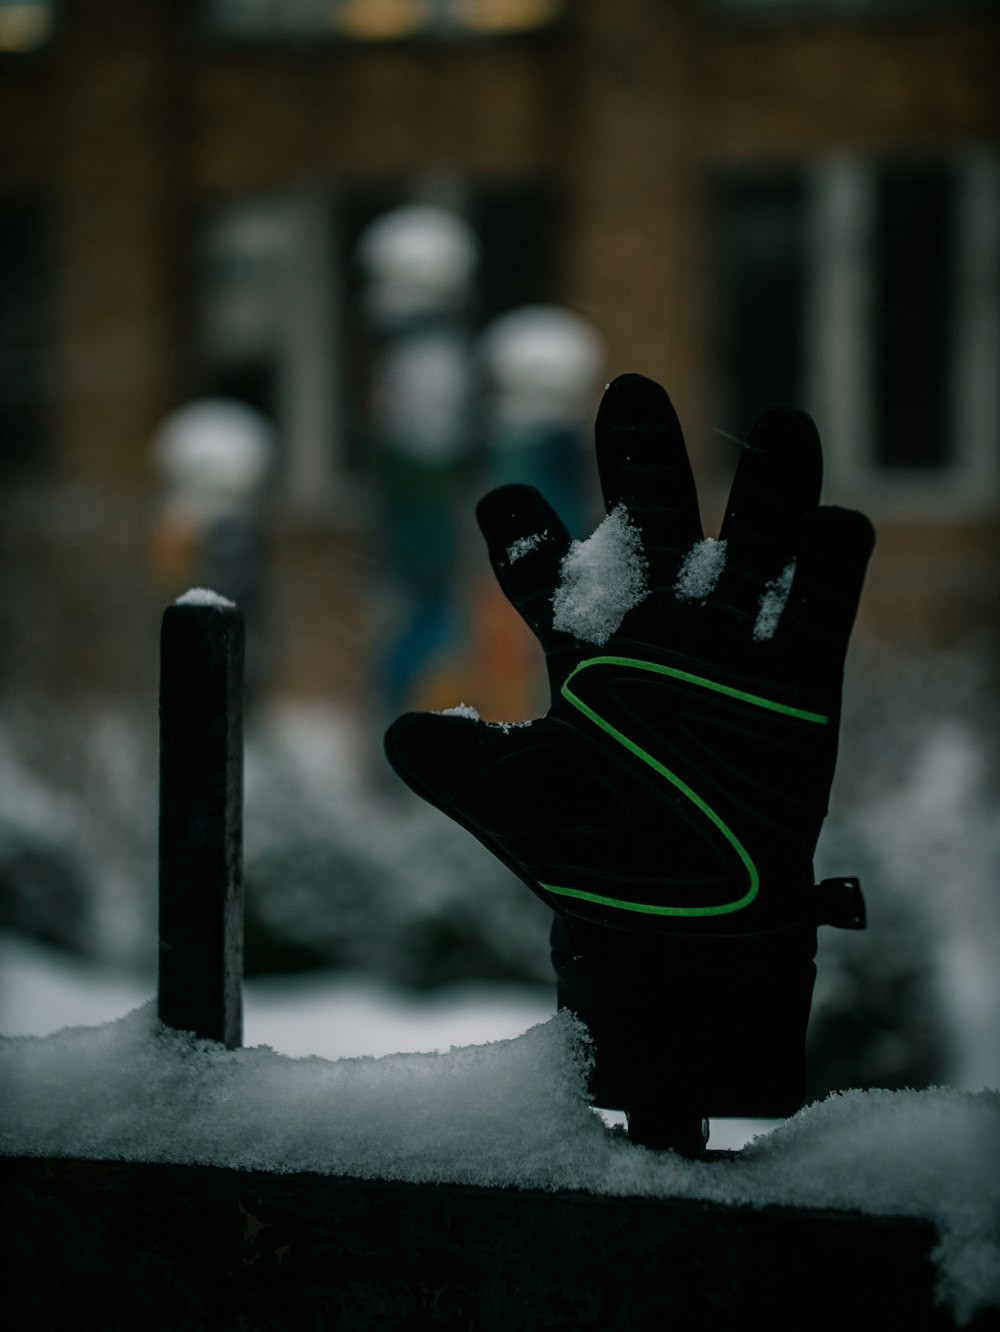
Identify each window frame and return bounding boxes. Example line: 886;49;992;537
712;151;1000;519
806;152;1000;515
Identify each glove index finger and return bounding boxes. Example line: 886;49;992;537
476;483;572;649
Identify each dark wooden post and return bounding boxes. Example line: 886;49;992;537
157;593;245;1048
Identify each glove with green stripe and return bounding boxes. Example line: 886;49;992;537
385;373;875;1145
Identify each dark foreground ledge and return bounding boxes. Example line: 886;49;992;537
4;1156;995;1331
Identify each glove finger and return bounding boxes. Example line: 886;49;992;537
712;407;823;619
595;373;703;591
780;506;875;669
476;483;575;653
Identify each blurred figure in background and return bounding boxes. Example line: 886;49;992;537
480;305;603;539
357;204;478;724
472;305;604;720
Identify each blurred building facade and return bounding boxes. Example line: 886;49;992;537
1;0;998;707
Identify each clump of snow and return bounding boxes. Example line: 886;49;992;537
735;1087;1000;1327
674;538;727;602
438;703;481;721
0;1005;598;1191
436;705;532;734
175;587;236;609
1;1006;998;1322
507;532;545;564
753;561;796;642
551;503;648;646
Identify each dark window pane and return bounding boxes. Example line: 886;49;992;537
0;203;48;479
713;173;807;441
873;165;953;469
199;361;279;422
467;182;558;324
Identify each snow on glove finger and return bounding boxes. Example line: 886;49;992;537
475;483;578;689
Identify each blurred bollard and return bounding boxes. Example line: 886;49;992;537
158;592;245;1049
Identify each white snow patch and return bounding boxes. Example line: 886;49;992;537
439;703;480;721
507;532;545;564
175;587;236;609
1;1006;998;1323
0;1004;598;1191
0;935;149;1036
754;561;796;642
674;538;727;602
551;503;648;646
437;704;532;734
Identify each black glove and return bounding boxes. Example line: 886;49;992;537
385;374;874;1147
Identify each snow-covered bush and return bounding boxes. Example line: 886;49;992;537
812;644;1000;1094
0;639;997;1094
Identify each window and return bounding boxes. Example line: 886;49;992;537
715;1;978;14
715;174;809;445
196;188;361;511
711;154;1000;510
0;0;55;53
872;165;953;471
202;0;565;42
